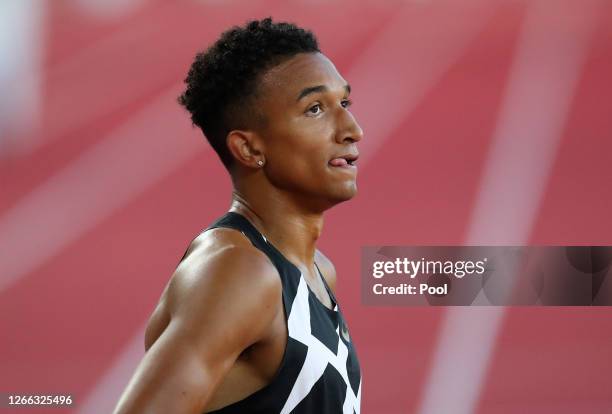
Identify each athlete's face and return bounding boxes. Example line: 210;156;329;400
256;52;363;210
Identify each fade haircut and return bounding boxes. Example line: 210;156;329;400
178;17;320;169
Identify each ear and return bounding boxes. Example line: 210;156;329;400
226;130;264;169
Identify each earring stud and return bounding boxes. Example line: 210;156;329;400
257;160;264;166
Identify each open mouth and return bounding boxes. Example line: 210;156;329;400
329;154;358;168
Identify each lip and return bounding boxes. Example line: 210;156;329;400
330;163;357;171
329;152;359;169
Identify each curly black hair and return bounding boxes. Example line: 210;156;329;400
178;17;320;169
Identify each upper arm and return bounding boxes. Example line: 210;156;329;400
144;283;171;352
315;249;337;294
114;242;281;414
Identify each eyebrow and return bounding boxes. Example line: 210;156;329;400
296;83;351;101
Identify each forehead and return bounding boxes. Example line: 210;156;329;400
258;52;346;101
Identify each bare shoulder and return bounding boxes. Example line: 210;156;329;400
315;249;337;294
169;227;281;313
149;227;282;351
115;228;283;414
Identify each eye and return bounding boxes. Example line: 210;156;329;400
307;103;322;115
341;98;352;108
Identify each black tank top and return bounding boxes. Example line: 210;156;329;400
204;212;362;414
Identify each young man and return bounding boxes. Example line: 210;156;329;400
114;18;363;414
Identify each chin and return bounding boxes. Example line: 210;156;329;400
301;179;358;211
330;183;358;204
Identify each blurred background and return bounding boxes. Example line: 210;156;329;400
1;0;611;413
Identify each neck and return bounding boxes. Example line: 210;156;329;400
229;188;323;270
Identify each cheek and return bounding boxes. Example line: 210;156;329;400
269;144;327;182
266;144;331;191
267;124;330;172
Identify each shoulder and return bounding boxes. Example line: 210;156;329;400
315;249;337;294
170;228;282;307
123;228;284;413
165;228;282;347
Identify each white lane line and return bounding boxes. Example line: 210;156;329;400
416;2;601;414
77;323;147;414
350;0;499;166
0;0;45;152
0;85;203;293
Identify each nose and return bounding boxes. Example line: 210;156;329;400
335;108;364;144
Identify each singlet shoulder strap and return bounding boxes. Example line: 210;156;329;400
178;212;266;264
206;212;295;277
206;211;270;251
206;212;337;311
314;261;338;309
